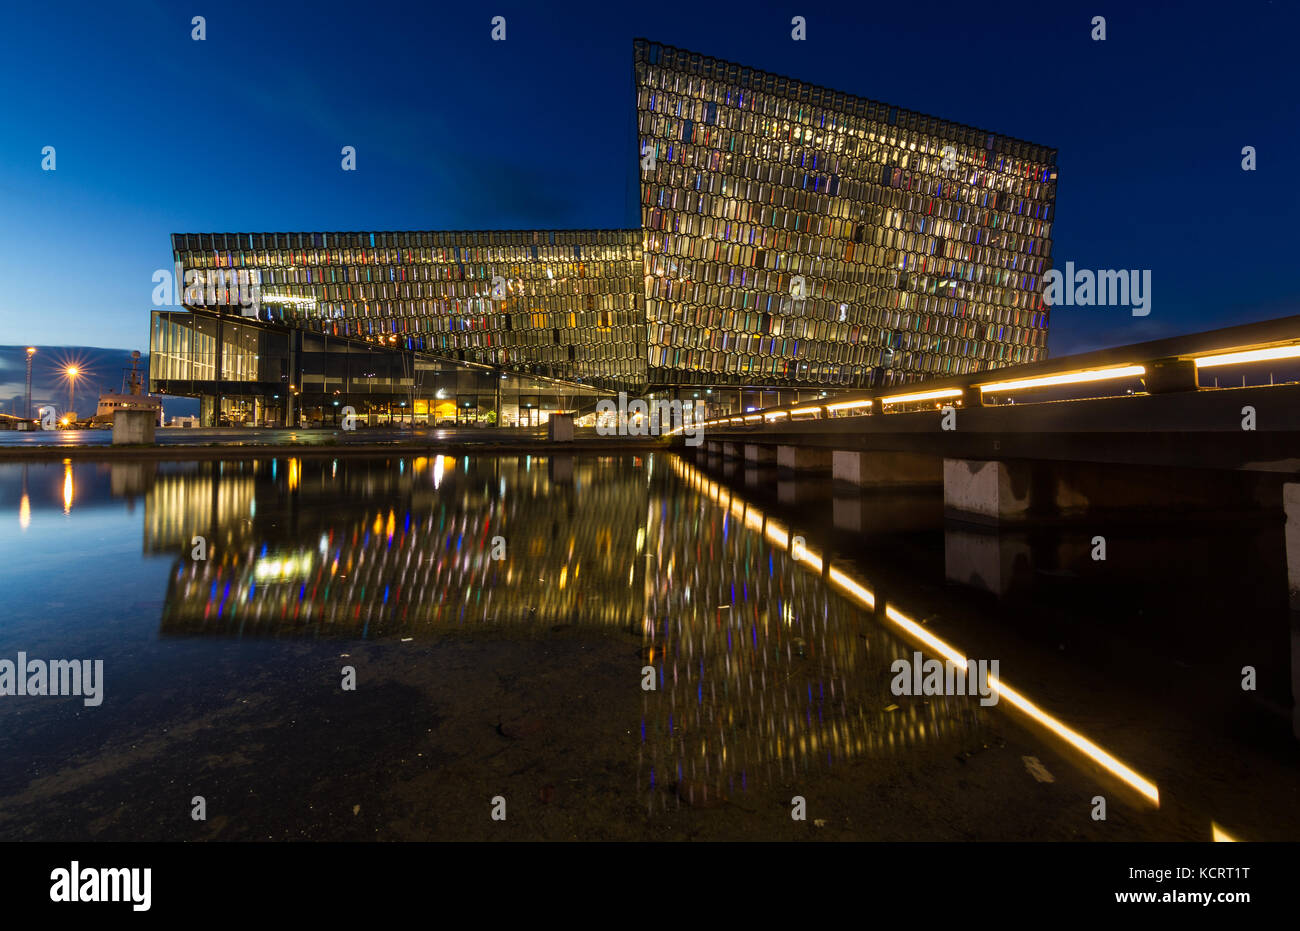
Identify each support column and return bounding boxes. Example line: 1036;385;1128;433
777;445;832;472
547;412;574;442
744;443;776;463
943;459;1031;524
112;409;156;445
494;369;502;429
214;315;224;427
833;450;942;487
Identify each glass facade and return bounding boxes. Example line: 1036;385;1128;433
168;229;647;393
150;309;605;427
635;39;1057;389
152;41;1056;414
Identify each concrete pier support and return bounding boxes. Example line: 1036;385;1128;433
722;442;742;459
744;443;776;464
547;413;574;442
943;459;1031;523
778;445;832;472
112;409;156;445
833;450;942;487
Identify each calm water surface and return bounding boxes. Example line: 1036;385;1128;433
0;453;1294;840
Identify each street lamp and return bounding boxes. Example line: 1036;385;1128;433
65;365;80;421
24;348;35;420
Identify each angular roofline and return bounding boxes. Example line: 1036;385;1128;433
172;229;641;238
633;37;1057;164
170;230;643;250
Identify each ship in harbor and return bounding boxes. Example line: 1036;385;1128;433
92;351;161;428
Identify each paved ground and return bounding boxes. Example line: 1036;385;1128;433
0;632;1170;842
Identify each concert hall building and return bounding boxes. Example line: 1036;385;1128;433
150;40;1057;428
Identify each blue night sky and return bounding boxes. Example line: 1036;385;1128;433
0;0;1296;357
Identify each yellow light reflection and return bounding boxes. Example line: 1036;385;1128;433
1211;822;1239;842
19;494;31;531
879;601;1159;805
669;454;1160;807
827;566;876;608
62;460;73;514
254;552;314;582
764;524;789;549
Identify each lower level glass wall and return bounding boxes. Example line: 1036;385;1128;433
151;310;617;428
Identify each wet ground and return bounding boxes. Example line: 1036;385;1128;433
0;453;1295;840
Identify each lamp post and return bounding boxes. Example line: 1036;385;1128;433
65;366;80;421
24;348;36;420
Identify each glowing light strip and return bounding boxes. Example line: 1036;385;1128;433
880;388;964;405
745;415;761;423
789;406;822;416
668;454;1161;807
879;602;1158;805
764;411;788;421
1194;344;1300;368
826;399;873;412
979;365;1146;394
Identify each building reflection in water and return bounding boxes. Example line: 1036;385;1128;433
153;455;648;637
640;461;987;811
147;452;992;810
669;455;1162;810
2;452;1271;831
